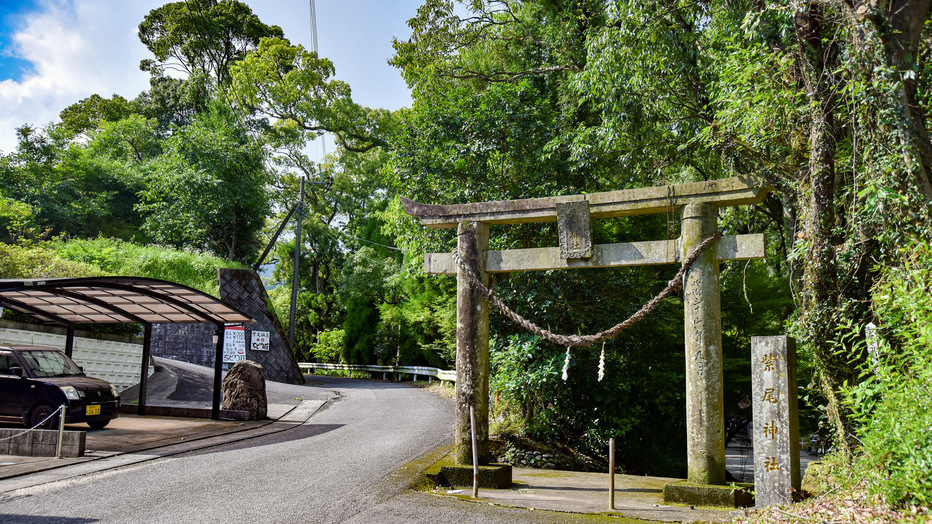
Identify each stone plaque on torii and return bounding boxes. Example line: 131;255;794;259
402;176;771;486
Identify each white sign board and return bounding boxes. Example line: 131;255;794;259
251;331;270;352
223;325;246;363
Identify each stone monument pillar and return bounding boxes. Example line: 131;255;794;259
455;221;491;465
681;202;725;485
752;335;800;506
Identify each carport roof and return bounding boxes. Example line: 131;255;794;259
0;277;252;325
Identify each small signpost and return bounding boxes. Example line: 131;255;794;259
251;330;270;352
751;335;800;506
223;325;246;364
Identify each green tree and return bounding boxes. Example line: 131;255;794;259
230;37;389;154
0;124;143;240
85;114;161;163
137;102;270;261
0;190;39;244
59;94;136;137
133;73;211;134
138;0;283;86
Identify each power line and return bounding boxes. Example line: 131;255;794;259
323;229;404;272
331;228;402;251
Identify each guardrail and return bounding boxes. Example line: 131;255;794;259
298;362;456;383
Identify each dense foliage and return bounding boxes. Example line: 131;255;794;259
382;0;932;486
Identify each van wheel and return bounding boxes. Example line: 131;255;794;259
87;420;109;429
29;404;59;429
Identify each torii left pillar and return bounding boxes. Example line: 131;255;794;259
681;202;725;485
455;220;491;465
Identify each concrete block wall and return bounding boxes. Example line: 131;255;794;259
150;322;216;368
0;429;86;457
0;320;142;391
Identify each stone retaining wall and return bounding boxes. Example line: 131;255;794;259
218;269;304;384
150;322;216;368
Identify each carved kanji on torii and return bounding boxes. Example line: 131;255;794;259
402;176;772;485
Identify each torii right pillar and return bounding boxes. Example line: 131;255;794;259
681;202;726;485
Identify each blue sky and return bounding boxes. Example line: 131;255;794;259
0;0;422;154
0;2;36;82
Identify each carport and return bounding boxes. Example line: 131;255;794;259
0;277;253;420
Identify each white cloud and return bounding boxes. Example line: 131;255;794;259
0;0;155;154
0;0;418;155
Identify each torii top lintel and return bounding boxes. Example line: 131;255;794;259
401;176;771;228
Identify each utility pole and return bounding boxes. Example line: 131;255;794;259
288;177;305;349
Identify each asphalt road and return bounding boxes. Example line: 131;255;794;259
0;371;622;523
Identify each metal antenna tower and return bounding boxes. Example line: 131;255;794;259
309;0;326;160
309;0;319;57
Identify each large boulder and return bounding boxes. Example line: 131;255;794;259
221;360;267;420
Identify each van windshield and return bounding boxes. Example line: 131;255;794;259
20;351;83;378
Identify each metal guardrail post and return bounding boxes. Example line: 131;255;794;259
609;438;615;509
470;405;479;499
56;405;66;459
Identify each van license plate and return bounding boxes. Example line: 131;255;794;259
86;405;100;416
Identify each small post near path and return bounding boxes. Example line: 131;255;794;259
403;176;772;488
609;438;616;510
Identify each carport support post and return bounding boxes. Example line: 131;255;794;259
212;323;225;420
64;325;75;358
138;322;152;416
455;221;490;465
681;202;726;485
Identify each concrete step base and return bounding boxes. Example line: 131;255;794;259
429;462;513;489
663;480;754;508
119;404;250;420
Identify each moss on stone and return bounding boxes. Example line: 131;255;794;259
801;461;831;497
663;480;754;508
440;462;513;489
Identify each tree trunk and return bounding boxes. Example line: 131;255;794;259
794;1;851;457
869;0;932;200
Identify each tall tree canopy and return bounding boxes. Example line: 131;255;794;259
138;0;284;86
137;102;269;261
230;37;390;154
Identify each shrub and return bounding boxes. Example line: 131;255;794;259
847;239;932;507
0;243;102;279
50;237;242;295
311;329;344;363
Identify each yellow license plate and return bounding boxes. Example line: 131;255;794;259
86;405;100;416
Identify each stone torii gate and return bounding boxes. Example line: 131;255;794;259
402;176;771;485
